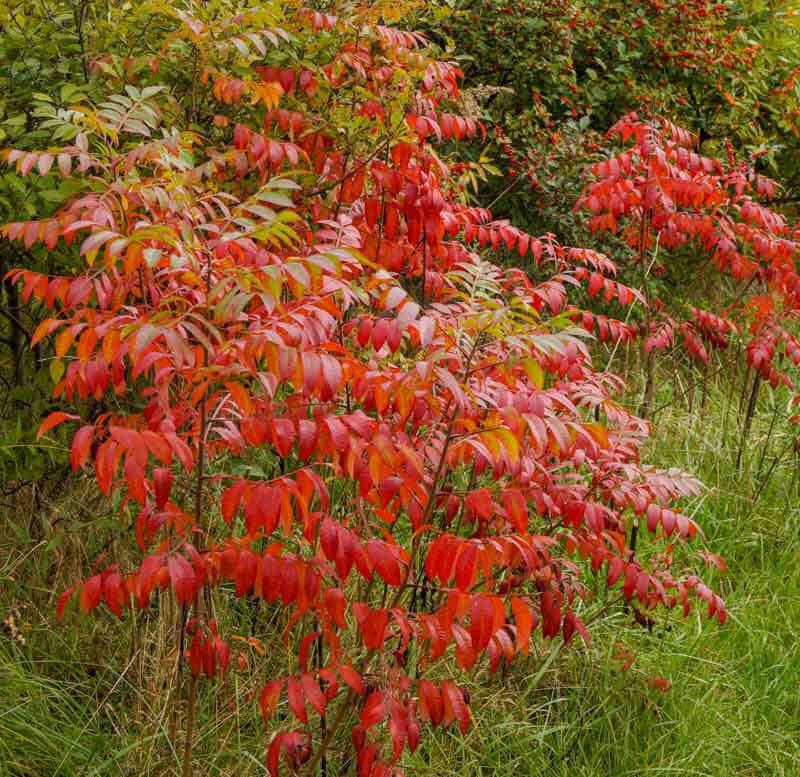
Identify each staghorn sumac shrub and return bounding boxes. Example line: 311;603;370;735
4;4;724;776
577;112;800;417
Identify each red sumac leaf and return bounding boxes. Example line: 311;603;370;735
510;596;534;655
70;425;95;471
338;663;365;695
168;554;196;606
222;480;246;523
541;589;561;638
300;672;326;716
607;556;623;587
361;608;389;650
272;418;296;457
79;575;102;614
454;543;477;591
37;411;79;439
366;540;402;585
441;681;469;732
287;676;308;723
56;584;77;621
469;594;493;652
417;679;443;726
235;550;258;597
153;467;173;509
325;587;347;629
360;691;386;729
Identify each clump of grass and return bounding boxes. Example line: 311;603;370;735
0;643;135;776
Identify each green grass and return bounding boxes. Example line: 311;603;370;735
0;645;141;777
1;382;799;775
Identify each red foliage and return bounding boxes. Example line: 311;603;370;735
578;112;800;387
4;10;723;776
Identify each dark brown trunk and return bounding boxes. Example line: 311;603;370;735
736;374;761;471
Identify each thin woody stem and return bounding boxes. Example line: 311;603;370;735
181;247;214;777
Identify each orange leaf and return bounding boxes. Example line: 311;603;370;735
37;411;79;439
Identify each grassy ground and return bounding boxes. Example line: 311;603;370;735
1;380;798;776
